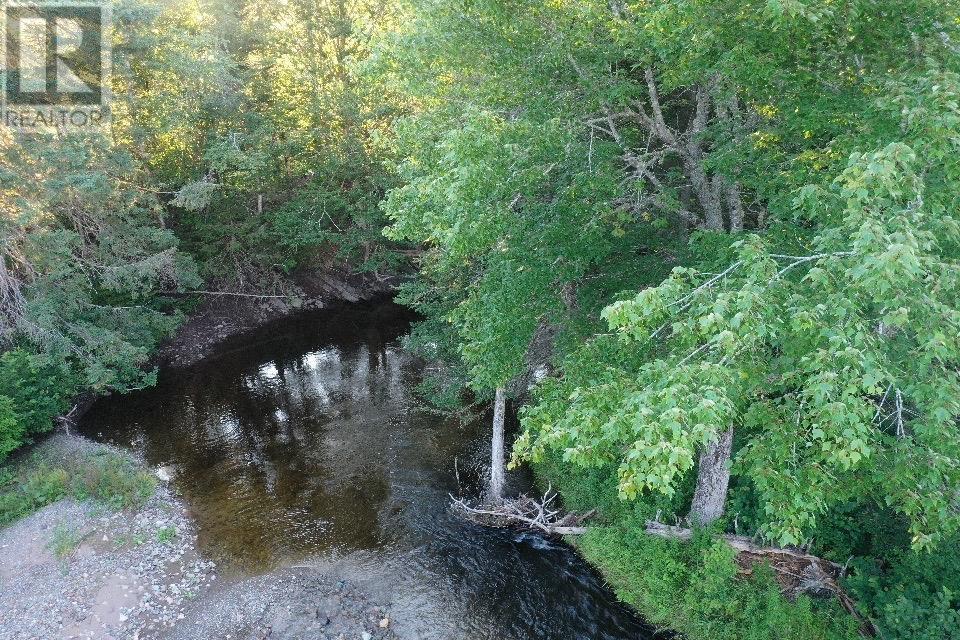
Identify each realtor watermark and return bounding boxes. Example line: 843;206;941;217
1;0;111;131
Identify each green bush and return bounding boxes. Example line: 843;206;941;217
533;458;861;640
0;396;24;461
48;523;84;559
156;525;177;543
530;453;689;525
871;589;960;640
844;533;960;640
72;452;156;509
537;451;960;639
0;447;156;527
0;464;69;526
805;501;960;638
576;515;860;640
0;350;77;462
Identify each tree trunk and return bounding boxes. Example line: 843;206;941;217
688;426;734;525
685;154;724;231
726;181;745;232
489;387;507;503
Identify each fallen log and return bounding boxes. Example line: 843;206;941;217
450;487;595;536
645;521;844;569
645;521;876;636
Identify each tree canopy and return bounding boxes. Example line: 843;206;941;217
373;2;960;634
2;0;960;636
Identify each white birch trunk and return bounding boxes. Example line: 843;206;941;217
489;387;506;503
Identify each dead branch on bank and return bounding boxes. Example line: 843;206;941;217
645;521;877;636
450;485;596;536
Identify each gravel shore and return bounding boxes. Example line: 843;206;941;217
167;567;397;640
0;435;396;640
0;436;215;640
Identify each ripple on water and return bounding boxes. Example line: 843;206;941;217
80;303;657;640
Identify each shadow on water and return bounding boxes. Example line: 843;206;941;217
80;301;657;640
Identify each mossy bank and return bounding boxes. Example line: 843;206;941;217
532;454;960;640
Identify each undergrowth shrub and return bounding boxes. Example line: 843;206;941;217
48;523;84;559
844;532;960;640
0;446;156;527
534;458;861;640
809;501;960;638
576;514;860;640
0;349;77;462
0;397;23;462
73;452;156;509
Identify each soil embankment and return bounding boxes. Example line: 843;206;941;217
156;267;397;368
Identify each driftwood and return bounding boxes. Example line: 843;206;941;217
452;494;874;635
450;486;595;536
645;521;877;636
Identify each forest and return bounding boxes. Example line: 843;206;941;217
1;0;960;638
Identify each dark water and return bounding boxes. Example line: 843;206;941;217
80;302;654;640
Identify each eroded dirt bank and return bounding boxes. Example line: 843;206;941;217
156;267;397;368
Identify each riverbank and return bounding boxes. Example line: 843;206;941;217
156;266;397;368
530;456;863;640
0;434;214;640
0;434;397;640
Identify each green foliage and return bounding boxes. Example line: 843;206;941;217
0;350;77;462
521;122;960;548
0;130;199;395
811;505;960;640
577;515;859;640
867;587;960;640
382;107;648;390
0;446;156;527
71;451;157;509
537;453;861;638
0;0;956;635
0;0;407;472
48;523;84;559
0;397;22;463
535;456;863;638
0;464;69;526
156;525;177;543
376;0;960;634
124;0;406;289
373;0;693;397
852;538;960;640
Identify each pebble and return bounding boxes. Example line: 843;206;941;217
0;437;216;640
2;435;399;640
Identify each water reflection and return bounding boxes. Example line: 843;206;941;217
80;303;655;640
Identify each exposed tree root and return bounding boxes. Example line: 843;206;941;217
645;521;877;636
450;486;595;536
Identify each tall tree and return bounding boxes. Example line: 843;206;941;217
515;0;960;545
0;129;199;391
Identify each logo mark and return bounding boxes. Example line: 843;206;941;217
2;1;111;130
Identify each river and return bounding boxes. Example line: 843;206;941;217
80;301;655;640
